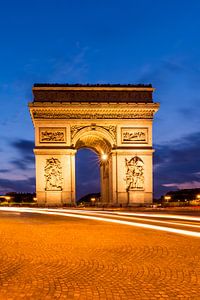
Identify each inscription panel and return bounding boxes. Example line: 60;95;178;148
121;128;148;144
39;127;66;143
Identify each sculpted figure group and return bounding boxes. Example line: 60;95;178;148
125;156;144;190
44;158;63;191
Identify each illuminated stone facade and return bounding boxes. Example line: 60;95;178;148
29;84;159;206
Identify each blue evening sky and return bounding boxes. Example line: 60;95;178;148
0;0;200;198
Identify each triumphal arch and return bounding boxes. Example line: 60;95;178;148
29;84;159;206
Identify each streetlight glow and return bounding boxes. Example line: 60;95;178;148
164;195;171;201
101;153;108;161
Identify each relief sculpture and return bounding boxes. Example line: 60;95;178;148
44;158;63;191
33;111;154;119
121;128;148;143
125;156;144;190
40;128;66;143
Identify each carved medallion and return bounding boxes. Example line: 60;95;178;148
40;128;66;143
125;156;144;191
44;158;63;191
121;128;148;144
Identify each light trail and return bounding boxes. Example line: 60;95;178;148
66;209;200;222
111;211;200;222
65;210;200;229
0;207;200;238
30;208;200;230
32;208;200;223
30;208;200;228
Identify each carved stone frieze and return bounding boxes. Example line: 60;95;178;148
44;158;63;191
121;128;148;144
40;128;66;143
33;110;154;119
125;156;144;191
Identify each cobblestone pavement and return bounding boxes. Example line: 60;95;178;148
0;211;200;299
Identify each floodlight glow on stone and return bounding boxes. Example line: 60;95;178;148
101;153;108;161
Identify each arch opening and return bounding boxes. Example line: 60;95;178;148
75;148;100;204
74;131;112;205
74;129;113;156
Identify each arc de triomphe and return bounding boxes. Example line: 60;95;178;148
29;84;159;206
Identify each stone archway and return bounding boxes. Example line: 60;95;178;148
73;126;113;204
29;84;159;206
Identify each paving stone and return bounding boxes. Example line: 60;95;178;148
0;212;200;299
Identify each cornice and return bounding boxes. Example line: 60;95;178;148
34;148;77;155
111;149;155;155
33;86;155;92
29;103;159;122
29;102;159;108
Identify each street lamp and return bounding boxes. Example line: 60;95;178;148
90;197;96;206
5;196;11;202
164;195;171;202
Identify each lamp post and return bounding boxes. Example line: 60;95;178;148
90;197;96;207
196;194;200;205
164;195;171;202
4;196;11;206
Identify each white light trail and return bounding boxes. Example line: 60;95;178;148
34;208;200;230
33;208;200;223
113;211;200;222
0;207;200;238
73;210;200;222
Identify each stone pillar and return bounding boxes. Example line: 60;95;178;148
108;152;117;205
34;149;76;206
112;149;154;206
100;160;110;204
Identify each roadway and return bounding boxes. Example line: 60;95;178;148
0;207;200;299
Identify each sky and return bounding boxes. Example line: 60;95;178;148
0;0;200;199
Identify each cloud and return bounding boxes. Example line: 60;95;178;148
178;106;200;122
137;57;185;90
0;169;10;173
154;131;200;197
21;45;90;85
10;139;34;170
137;56;200;100
50;47;89;83
0;177;35;194
11;139;34;153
